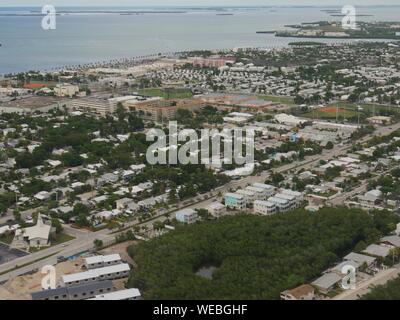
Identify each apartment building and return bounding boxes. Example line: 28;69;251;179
267;196;292;213
254;200;277;216
175;209;199;224
275;193;298;209
280;189;304;205
236;189;257;204
252;183;276;198
224;193;247;210
70;97;114;116
207;202;226;218
245;186;269;201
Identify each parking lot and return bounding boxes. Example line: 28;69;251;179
0;243;28;266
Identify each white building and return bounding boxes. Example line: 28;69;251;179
175;209;198;224
275;193;298;209
252;183;276;197
84;254;122;269
54;83;80;97
267;196;291;213
280;189;304;205
246;186;269;201
87;288;141;301
236;189;257;204
254;200;277;216
61;263;131;287
71;98;114;116
13;214;51;248
207;202;226;218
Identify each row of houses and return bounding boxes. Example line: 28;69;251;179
224;183;303;215
292;231;400;297
32;281;141;301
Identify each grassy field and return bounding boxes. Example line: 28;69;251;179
302;108;357;120
138;88;193;99
301;102;400;121
337;102;400;115
260;95;296;105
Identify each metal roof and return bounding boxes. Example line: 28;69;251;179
31;287;68;300
87;288;141;301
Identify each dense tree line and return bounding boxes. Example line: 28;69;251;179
127;208;398;300
361;275;400;300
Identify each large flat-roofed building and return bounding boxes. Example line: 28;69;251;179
189;56;235;68
54;83;80;97
198;93;273;113
123;98;202;122
0;96;69;114
31;280;114;300
87;288;142;301
84;254;122;269
254;200;277;216
70;97;114;116
61;263;131;287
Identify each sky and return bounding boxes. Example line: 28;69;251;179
1;0;400;7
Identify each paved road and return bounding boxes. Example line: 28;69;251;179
333;265;400;300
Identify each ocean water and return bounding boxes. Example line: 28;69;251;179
0;6;400;74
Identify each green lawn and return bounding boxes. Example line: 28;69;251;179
302;109;358;120
138;88;193;99
337;102;400;115
260;95;295;105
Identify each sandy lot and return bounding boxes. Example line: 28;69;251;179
0;258;85;300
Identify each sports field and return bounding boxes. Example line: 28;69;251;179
138;88;193;99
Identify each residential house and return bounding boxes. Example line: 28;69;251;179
175;209;198;224
280;284;315;300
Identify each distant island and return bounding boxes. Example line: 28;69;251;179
258;21;400;40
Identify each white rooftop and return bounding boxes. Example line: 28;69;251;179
62;263;130;283
85;254;122;266
87;288;141;300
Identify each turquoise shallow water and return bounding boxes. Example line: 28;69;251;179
0;6;400;74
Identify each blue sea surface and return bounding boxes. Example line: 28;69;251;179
0;6;399;74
